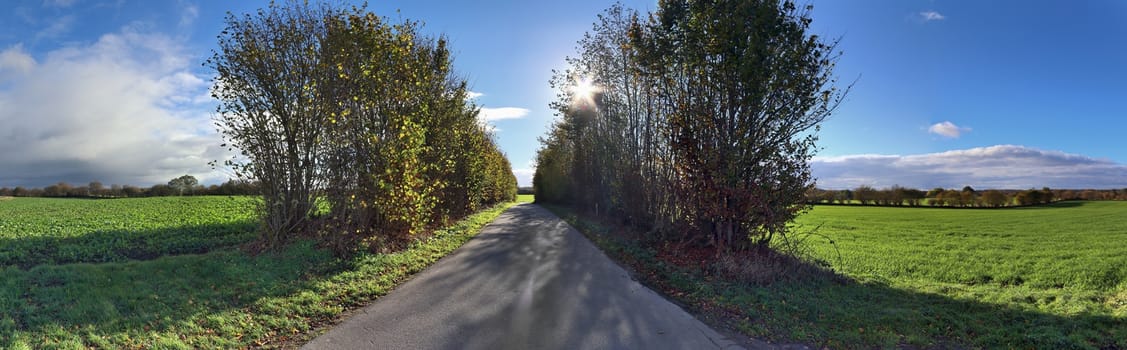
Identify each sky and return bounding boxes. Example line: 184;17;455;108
0;0;1124;190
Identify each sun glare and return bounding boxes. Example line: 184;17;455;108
570;76;600;110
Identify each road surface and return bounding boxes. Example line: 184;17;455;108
303;203;744;350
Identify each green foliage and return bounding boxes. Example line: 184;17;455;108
167;175;199;196
209;1;516;253
0;197;518;349
534;0;845;252
551;202;1126;349
209;1;332;248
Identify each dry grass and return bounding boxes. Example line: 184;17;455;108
712;247;843;286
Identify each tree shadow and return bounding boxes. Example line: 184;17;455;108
0;221;258;268
1012;200;1087;209
737;273;1125;349
1;237;339;347
310;203;732;350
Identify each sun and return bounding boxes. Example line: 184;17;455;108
569;75;600;110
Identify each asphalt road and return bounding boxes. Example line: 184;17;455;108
303;203;744;350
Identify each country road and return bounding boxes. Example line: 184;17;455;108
302;203;744;350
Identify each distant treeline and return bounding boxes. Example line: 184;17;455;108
806;186;1127;207
0;179;259;198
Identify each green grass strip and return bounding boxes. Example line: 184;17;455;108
1;201;517;349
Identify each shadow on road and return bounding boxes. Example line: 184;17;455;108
306;203;738;350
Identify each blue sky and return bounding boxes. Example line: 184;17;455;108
1;0;1124;189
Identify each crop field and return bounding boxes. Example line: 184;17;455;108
782;200;1126;347
0;196;516;349
0;197;258;268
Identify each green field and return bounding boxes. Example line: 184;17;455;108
0;196;516;349
784;201;1126;346
796;201;1127;296
552;200;1127;349
0;197;258;267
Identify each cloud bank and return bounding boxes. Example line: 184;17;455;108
928;121;969;138
0;27;228;188
812;145;1127;190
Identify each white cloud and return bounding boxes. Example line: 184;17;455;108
512;167;535;187
928;121;969;138
811;145;1127;190
0;45;37;80
466;91;483;100
920;10;945;22
479;107;529;121
0;27;230;188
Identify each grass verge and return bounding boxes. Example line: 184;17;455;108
542;204;1126;349
1;200;517;349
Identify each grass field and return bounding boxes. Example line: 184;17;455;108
795;201;1127;299
550;200;1127;349
0;196;517;349
789;201;1126;347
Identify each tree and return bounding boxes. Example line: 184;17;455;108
148;184;177;197
901;188;926;206
982;190;1008;208
110;184;123;197
209;2;339;248
121;185;142;197
926;187;945;198
212;1;516;252
1027;189;1044;205
89;181;105;197
835;189;852;204
888;185;908;206
944;190;962;207
854;186;876;205
168;175;199;196
535;0;847;251
960;186;976;207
